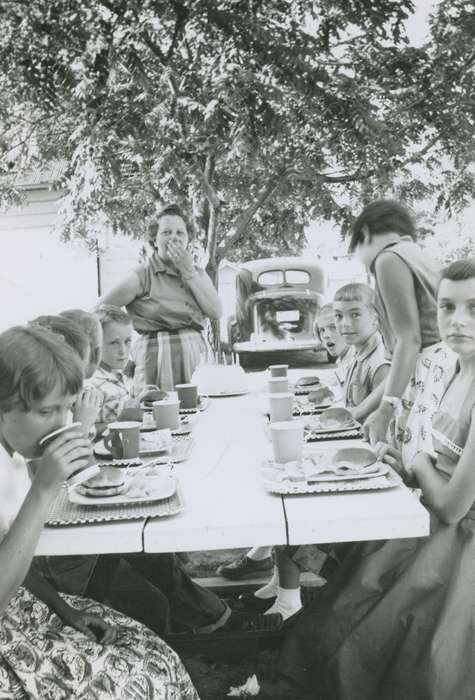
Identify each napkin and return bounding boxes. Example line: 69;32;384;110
227;675;260;697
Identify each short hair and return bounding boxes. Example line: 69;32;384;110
95;304;132;329
0;325;83;412
60;309;102;349
348;200;416;253
439;258;475;290
314;303;336;341
147;203;191;249
30;314;89;361
334;283;377;312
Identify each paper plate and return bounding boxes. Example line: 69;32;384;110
68;474;177;506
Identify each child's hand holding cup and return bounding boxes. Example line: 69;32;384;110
37;422;100;489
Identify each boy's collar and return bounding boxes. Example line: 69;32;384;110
99;363;125;377
353;331;381;360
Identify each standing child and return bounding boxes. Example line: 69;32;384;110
0;325;199;699
347;199;455;465
272;258;475;700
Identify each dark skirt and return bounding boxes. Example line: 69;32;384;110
280;510;475;700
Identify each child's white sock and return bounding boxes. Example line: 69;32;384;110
265;586;302;621
254;565;279;599
247;546;273;561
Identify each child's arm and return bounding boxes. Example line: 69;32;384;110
351;364;389;423
24;566;116;643
412;410;475;523
364;253;422;444
0;430;92;614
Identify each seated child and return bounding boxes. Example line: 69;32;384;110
244;286;390;620
60;308;103;378
0;324;198;698
90;305;137;434
271;258;475;700
314;302;355;399
31;313;102;436
218;304;352;582
333;283;390;422
35;311;278;639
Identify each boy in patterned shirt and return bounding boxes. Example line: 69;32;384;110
90;305;137;435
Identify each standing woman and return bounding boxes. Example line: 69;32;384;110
100;204;221;392
347;200;455;465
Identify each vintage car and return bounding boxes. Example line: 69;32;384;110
228;256;326;358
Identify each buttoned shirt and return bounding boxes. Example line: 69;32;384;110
90;366;131;425
126;254;208;333
342;332;390;408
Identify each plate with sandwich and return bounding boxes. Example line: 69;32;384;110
68;465;177;505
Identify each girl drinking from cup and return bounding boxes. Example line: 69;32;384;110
269;258;475;700
0;325;199;698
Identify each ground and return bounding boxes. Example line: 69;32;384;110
181;549;280;699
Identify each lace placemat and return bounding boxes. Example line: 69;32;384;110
46;482;185;527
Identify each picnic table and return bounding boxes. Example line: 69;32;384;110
36;368;430;557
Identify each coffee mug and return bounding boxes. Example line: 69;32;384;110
153;400;180;430
270;420;305;463
269;392;294;423
268;377;289;394
104;421;141;459
38;422;100;487
269;364;288;378
175;383;198;409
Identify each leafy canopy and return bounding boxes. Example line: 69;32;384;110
0;0;473;270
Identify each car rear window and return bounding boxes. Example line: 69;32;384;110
257;270;285;286
285;270;310;285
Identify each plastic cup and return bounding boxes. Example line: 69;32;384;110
270;420;305;463
153;399;180;430
38;422;100;487
269;364;288;378
268;377;289;394
269;392;294;423
104;421;141;459
175;383;198;409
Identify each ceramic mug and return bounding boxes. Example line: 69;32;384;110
175;384;198;410
153;400;180;430
104;421;141;459
269;364;288;378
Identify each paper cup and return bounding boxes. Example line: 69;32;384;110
175;383;198;409
270;420;304;463
269;392;294;423
38;422;100;487
268;377;289;394
269;364;288;378
153;400;180;430
104;421;141;459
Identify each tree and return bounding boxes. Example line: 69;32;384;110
0;0;473;283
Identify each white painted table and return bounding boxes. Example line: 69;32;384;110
38;367;430;555
36;520;145;556
143;387;288;553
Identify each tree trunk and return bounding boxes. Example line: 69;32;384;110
204;196;222;356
